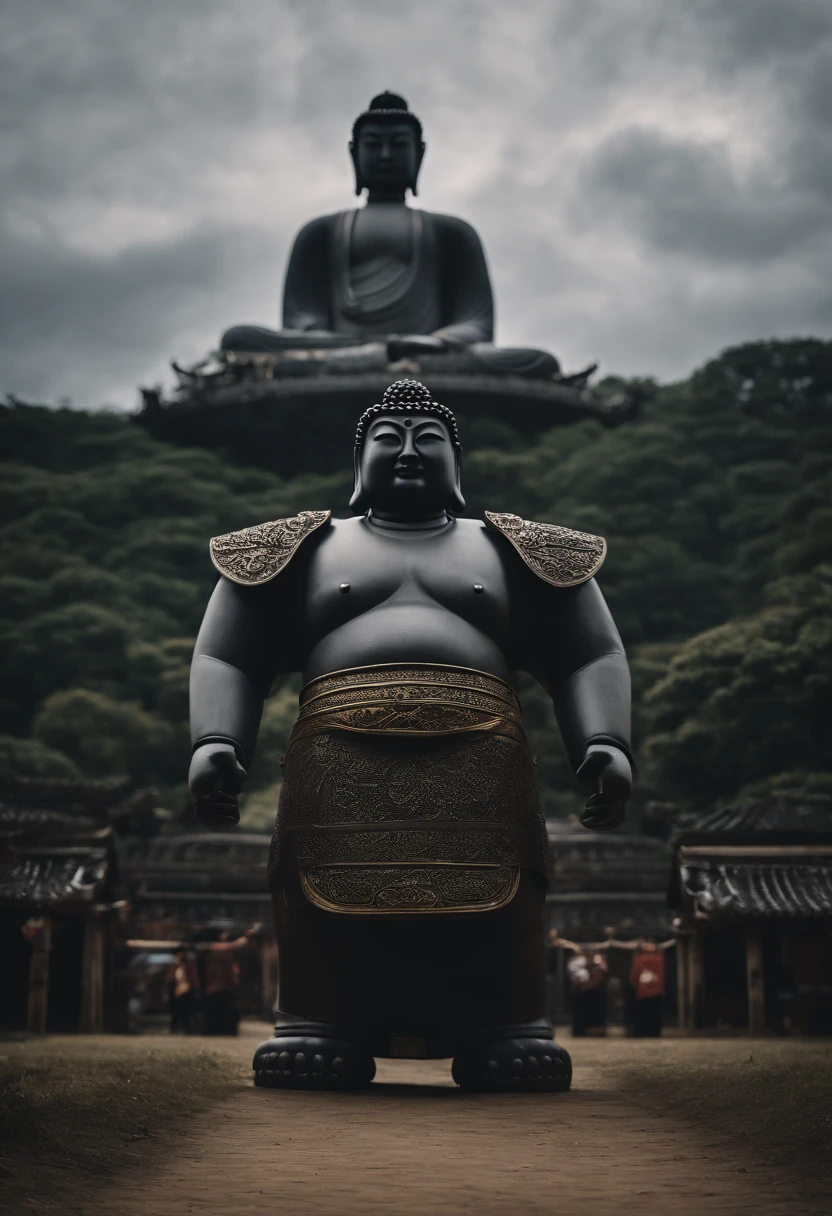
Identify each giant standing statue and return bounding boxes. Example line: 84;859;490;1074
219;93;567;380
188;378;634;1091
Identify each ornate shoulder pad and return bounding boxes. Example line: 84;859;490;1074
484;511;606;587
210;510;331;586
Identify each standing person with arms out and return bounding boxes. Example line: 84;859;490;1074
202;925;261;1036
568;948;609;1037
631;938;667;1037
167;950;199;1034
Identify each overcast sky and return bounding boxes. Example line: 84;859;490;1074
3;0;831;409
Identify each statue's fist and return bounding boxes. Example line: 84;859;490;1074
188;742;247;827
576;744;633;832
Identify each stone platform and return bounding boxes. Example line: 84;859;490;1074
136;350;643;475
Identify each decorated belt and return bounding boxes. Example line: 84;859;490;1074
288;662;525;747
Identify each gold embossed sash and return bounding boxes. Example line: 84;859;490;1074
271;664;547;915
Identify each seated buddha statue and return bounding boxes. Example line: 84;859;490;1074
219;92;563;379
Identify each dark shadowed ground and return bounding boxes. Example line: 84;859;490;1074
2;1025;830;1215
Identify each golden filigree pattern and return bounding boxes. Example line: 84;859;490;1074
299;664;519;709
210;510;331;586
300;864;520;914
484;511;606;587
292;827;522;867
292;665;524;743
277;732;540;832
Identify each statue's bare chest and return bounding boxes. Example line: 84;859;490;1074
302;520;512;644
350;205;413;267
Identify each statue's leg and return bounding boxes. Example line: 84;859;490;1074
255;868;570;1091
469;344;562;378
253;1012;377;1090
253;868;377;1090
219;325;370;354
450;1020;572;1092
448;871;572;1093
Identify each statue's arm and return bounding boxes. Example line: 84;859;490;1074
433;216;494;345
281;217;332;332
520;576;634;829
189;575;295;824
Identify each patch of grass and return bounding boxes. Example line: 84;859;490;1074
612;1044;832;1183
0;1042;243;1216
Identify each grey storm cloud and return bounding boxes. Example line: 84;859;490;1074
2;0;831;409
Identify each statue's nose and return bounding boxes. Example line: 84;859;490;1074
399;432;419;461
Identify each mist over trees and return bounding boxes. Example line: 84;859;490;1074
1;337;830;829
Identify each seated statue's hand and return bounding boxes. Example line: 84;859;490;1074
387;334;448;361
188;742;247;827
576;744;632;832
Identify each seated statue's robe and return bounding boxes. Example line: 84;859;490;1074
221;205;559;377
284;207;493;344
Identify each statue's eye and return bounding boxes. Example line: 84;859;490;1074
373;431;400;443
416;431;445;444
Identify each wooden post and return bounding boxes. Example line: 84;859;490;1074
687;929;704;1031
79;915;105;1033
676;937;689;1032
746;925;766;1036
260;936;279;1022
26;915;52;1035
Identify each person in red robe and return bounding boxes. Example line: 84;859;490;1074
631;939;666;1037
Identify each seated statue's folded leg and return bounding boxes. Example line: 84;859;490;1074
469;343;562;378
219;325;370;354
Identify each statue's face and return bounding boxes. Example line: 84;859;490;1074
354;121;420;194
359;413;457;515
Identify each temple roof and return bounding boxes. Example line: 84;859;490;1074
671;793;832;920
0;779;160;846
688;794;832;837
0;845;112;907
546;826;672;939
678;855;832;920
548;827;670;893
0;777;131;835
123;832;271;909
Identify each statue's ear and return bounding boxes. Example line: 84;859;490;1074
450;446;466;514
349;447;369;512
349;142;365;196
410;142;426;197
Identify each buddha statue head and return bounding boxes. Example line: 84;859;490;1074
350;91;425;198
351;379;465;517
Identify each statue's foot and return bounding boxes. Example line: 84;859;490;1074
452;1037;572;1093
253;1035;376;1090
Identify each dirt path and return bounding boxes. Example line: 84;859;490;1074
86;1029;824;1216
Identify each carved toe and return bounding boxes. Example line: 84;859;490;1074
452;1037;572;1093
253;1036;375;1090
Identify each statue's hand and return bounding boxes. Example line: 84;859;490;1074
576;744;632;832
387;334;448;360
188;742;247;827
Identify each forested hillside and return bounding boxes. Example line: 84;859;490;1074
2;338;830;829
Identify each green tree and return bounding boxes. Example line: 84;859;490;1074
641;565;832;804
32;689;178;784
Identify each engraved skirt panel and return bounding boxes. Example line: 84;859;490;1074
270;673;548;915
